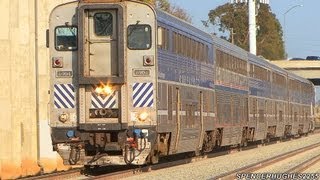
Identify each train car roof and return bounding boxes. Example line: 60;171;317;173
248;53;271;68
266;59;287;75
287;70;312;84
249;53;311;84
156;9;249;60
211;35;248;60
156;9;311;85
156;9;213;44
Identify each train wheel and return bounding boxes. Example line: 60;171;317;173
195;148;203;156
241;128;248;147
147;150;159;164
82;165;95;175
266;137;270;143
241;140;248;147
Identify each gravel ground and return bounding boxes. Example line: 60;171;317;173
122;133;320;180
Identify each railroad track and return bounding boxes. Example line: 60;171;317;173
82;135;320;179
286;154;320;173
213;142;320;180
20;169;82;180
20;146;241;179
21;131;320;179
79;151;228;179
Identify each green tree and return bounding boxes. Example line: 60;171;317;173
207;3;285;60
139;0;192;23
140;0;156;5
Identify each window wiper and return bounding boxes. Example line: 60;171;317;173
65;22;77;37
68;27;76;37
128;20;140;36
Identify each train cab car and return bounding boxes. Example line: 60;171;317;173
48;0;315;167
49;0;158;166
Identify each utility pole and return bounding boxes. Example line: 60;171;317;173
248;0;257;55
230;28;236;44
283;4;303;58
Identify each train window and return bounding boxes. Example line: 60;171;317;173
158;26;169;50
173;32;177;53
178;34;182;54
55;26;77;51
205;45;209;63
94;12;113;36
187;38;191;57
127;24;152;50
164;28;169;50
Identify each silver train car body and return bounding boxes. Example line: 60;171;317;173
48;0;315;166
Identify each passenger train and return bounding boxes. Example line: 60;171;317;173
48;0;315;166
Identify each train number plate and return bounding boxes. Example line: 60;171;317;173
133;69;150;77
56;71;73;78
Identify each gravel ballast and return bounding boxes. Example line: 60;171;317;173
124;133;320;180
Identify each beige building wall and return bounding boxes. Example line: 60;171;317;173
0;0;73;179
37;0;74;175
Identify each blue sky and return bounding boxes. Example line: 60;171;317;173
170;0;320;59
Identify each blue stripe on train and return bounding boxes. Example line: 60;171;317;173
54;84;75;109
133;82;154;107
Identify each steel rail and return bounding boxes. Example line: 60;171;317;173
20;168;82;180
21;131;320;179
286;154;320;173
213;142;320;180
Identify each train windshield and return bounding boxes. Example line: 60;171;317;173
55;26;77;51
94;12;113;36
127;24;151;50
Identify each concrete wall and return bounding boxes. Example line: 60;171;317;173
0;0;73;179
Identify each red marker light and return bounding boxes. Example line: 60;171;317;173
145;58;151;64
55;59;61;65
52;57;63;68
143;55;154;66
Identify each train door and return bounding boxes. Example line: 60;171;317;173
292;107;299;134
180;89;201;153
255;99;266;140
275;102;285;137
197;91;204;154
86;10;118;77
77;4;125;128
173;87;181;153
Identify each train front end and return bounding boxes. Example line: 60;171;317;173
49;0;158;166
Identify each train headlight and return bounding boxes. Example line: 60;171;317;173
94;85;113;96
103;86;113;95
95;87;103;94
131;112;150;122
138;112;149;121
59;113;69;123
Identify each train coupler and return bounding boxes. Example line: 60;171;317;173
123;128;156;165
